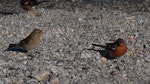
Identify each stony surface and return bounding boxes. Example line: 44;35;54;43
0;0;150;84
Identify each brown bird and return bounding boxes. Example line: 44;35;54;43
20;0;49;10
92;38;127;59
6;29;42;53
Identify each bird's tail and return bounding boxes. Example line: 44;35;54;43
5;44;27;53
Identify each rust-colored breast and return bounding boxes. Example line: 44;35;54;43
109;45;127;57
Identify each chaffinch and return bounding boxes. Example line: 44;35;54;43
6;29;42;53
92;38;128;59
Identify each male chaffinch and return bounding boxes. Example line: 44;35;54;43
20;0;49;10
6;29;42;53
92;38;128;59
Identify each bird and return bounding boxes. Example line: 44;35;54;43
91;38;127;59
6;29;42;53
20;0;49;10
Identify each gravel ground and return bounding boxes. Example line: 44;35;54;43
0;0;150;84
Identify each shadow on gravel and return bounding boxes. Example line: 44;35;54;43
84;48;116;60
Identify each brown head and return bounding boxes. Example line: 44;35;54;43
30;28;42;39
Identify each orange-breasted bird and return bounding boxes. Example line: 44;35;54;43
92;38;127;59
20;0;49;10
6;29;42;53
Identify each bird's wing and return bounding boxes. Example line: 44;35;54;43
105;43;116;51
